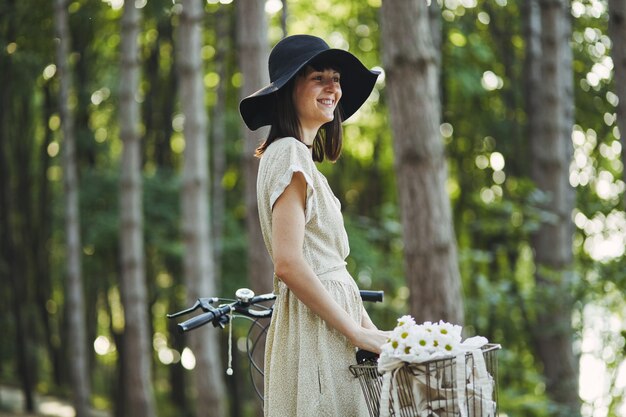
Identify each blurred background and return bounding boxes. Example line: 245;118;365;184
0;0;624;416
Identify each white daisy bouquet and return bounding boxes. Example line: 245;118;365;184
379;316;488;365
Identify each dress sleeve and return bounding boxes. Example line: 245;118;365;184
267;138;317;223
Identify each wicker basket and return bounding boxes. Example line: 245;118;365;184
349;344;500;417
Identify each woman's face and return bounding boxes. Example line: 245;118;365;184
292;66;342;133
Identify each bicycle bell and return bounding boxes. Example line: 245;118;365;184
235;288;255;304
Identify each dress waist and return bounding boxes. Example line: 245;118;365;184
274;264;354;294
317;264;349;280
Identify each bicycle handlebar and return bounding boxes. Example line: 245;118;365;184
169;288;384;333
178;304;233;332
359;290;384;303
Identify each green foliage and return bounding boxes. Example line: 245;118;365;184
2;0;625;416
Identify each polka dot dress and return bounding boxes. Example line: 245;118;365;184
257;137;369;417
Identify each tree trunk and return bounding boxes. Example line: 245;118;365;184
177;1;226;416
53;0;92;416
37;83;63;387
144;16;177;169
210;5;229;270
118;3;157;417
428;0;441;57
608;0;626;195
237;0;274;295
381;0;464;325
1;4;36;409
523;0;542;162
236;7;273;412
529;1;580;415
280;0;288;38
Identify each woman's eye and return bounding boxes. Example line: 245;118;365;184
311;74;340;83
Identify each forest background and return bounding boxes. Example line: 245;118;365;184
1;0;625;417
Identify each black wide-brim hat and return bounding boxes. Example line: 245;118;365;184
239;34;380;131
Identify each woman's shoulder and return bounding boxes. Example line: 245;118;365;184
262;137;313;166
265;137;309;154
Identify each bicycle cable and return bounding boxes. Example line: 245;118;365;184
227;311;234;375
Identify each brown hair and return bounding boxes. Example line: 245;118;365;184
254;65;344;163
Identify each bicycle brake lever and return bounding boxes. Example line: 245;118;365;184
167;300;201;319
198;297;220;312
167;297;219;318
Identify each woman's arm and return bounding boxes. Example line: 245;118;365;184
272;172;387;353
361;306;378;330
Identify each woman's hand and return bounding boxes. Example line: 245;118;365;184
350;327;390;354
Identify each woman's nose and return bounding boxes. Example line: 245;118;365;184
324;78;338;91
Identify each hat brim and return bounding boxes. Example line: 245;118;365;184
239;48;380;131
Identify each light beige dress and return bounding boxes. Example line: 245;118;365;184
257;137;369;417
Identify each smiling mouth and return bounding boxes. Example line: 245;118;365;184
317;99;335;107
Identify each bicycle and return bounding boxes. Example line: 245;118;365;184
167;287;384;403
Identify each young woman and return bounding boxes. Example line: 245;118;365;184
240;34;388;417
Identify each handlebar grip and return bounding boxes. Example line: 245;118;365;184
178;312;217;332
359;290;384;303
178;305;231;332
